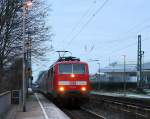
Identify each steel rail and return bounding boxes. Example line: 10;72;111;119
90;95;150;118
80;107;107;119
91;94;150;108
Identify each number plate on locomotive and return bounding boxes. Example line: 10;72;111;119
58;81;87;85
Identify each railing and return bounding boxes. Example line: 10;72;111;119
0;91;11;118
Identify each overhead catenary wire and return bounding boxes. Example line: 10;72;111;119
94;36;150;62
86;36;149;63
95;33;150;58
90;19;150;54
80;14;150;58
84;22;150;61
64;0;109;49
60;1;150;69
61;0;97;49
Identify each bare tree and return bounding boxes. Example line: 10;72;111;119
0;0;18;79
0;0;52;91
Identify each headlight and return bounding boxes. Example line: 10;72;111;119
70;74;75;78
81;87;86;91
59;86;65;92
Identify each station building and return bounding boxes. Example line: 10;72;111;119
100;62;150;87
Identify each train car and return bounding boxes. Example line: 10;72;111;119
38;56;90;106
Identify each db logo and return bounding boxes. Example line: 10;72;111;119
70;81;76;85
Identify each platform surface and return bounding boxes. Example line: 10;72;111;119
14;93;70;119
91;90;150;99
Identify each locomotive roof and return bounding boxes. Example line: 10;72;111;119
55;56;88;64
49;56;88;69
56;60;88;65
56;56;80;62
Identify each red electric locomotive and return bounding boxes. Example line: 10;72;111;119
39;56;90;105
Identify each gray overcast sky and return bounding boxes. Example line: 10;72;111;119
33;0;150;80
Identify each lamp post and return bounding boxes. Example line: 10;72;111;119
22;0;32;112
88;59;100;90
97;62;100;90
122;55;126;96
141;51;144;89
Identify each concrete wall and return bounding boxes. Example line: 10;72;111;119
0;91;11;118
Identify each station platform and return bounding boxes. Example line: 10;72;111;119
90;90;150;100
5;93;70;119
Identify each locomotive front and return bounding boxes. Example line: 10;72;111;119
54;58;90;104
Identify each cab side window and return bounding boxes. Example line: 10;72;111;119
50;68;54;80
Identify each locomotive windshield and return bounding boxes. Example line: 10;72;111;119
59;64;86;74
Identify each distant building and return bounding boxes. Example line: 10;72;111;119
100;62;150;85
143;62;150;86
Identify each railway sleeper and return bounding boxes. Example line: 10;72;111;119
102;101;149;118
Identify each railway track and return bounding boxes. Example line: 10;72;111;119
61;107;106;119
91;94;150;108
46;93;150;119
81;107;107;119
89;94;150;119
